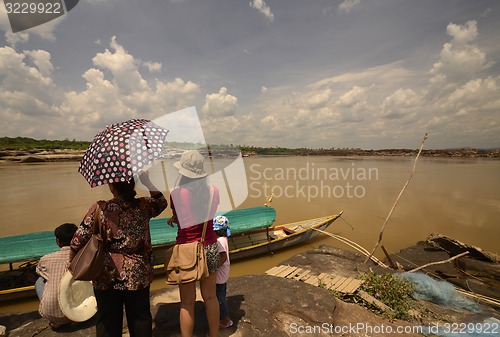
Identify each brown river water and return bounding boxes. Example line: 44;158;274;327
1;156;499;312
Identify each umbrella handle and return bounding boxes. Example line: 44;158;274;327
161;160;169;193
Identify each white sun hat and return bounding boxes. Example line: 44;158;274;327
58;271;97;322
173;150;207;178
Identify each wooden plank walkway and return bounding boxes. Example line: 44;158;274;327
265;265;362;295
265;265;392;312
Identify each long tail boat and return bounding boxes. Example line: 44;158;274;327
0;207;343;301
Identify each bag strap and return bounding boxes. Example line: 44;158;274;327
200;186;214;244
93;201;107;243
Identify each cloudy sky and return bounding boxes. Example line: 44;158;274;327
1;0;499;149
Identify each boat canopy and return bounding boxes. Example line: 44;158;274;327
0;231;59;264
0;206;276;264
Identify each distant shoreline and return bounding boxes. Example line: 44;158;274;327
1;137;499;160
0;147;499;164
241;148;500;158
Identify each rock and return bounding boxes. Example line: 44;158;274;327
152;275;337;336
3;274;421;337
281;245;374;278
0;311;96;337
20;156;47;163
0;150;85;163
385;241;500;303
151;275;425;337
0;325;6;336
2;245;499;337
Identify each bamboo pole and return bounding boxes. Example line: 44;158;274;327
407;251;469;273
381;245;398;270
364;133;428;264
312;228;389;268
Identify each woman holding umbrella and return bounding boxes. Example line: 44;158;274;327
168;150;221;337
70;173;167;337
71;119;169;337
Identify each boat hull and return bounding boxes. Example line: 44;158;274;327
1;210;342;302
152;212;342;268
229;213;341;261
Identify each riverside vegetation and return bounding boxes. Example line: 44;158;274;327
1;137;499;159
326;271;417;321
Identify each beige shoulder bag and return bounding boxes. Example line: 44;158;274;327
165;186;213;285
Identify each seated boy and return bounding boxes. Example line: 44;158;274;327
36;223;78;329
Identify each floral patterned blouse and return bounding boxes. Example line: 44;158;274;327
71;195;167;291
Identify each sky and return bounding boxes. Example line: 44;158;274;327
0;0;499;149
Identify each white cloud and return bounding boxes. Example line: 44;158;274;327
235;19;500;149
92;36;148;94
24;50;54;77
336;86;365;107
447;20;478;45
249;0;274;22
0;46;56;103
311;62;416;91
0;37;204;140
444;77;500;115
430;20;491;86
335;86;369;122
5;31;29;48
338;0;361;14
290;88;332;110
0;46;61;138
143;61;162;73
0;4;28;47
381;88;419;119
202;87;239;117
153;77;200;111
1;7;498;150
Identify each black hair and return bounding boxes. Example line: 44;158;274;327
54;223;78;246
215;229;227;237
112;180;137;201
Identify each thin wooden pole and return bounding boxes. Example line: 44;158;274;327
312;228;389;268
381;245;398;270
364;133;428;264
407;251;469;273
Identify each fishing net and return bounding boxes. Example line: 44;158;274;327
400;272;482;313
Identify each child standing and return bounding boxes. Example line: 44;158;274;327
213;215;233;329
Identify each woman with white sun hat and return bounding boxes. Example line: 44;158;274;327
168;150;221;337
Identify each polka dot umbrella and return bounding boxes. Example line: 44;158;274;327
78;119;169;187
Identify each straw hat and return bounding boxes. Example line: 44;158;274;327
58;271;97;322
173;150;207;178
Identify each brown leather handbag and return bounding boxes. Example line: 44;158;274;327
165;187;213;285
69;201;106;281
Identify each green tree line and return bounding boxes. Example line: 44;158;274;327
0;137;90;150
1;137;497;157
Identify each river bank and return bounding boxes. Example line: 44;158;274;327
0;150;86;163
1;146;499;164
1;238;499;337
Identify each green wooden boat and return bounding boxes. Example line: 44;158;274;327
0;206;343;301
